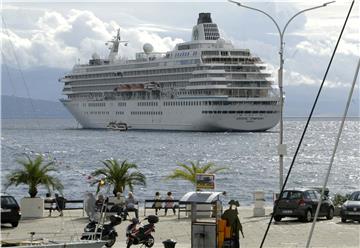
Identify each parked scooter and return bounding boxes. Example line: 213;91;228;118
126;215;159;248
81;214;122;247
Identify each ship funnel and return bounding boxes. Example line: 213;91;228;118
192;13;220;41
197;13;213;24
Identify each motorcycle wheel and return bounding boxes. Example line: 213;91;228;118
105;237;116;247
126;240;133;248
144;235;155;248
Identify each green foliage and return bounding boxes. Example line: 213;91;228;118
333;193;350;207
5;154;63;197
166;160;226;186
91;159;146;196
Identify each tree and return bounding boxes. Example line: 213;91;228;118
91;159;146;196
5;154;63;198
166;161;227;186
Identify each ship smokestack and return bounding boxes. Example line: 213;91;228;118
192;13;220;41
197;13;213;24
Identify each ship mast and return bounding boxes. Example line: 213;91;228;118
107;28;128;62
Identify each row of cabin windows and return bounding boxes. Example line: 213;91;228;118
174;51;198;57
131;111;163;115
66;72;122;80
88;102;106;107
138;102;158;107
202;110;278;114
82;101;276;108
67;66;197;80
163;101;277;106
115;111;124;115
84;111;109;115
202;57;260;64
124;66;196;76
201;51;251;57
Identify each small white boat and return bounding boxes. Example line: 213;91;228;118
106;122;128;131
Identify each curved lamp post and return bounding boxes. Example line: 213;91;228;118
228;0;335;192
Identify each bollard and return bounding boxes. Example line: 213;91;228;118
163;239;177;248
253;191;265;217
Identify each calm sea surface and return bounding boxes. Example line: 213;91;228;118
1;118;359;205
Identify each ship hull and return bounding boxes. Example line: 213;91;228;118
61;99;280;131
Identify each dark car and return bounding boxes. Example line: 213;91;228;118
340;191;360;223
273;188;334;222
1;193;21;227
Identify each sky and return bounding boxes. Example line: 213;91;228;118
1;0;359;116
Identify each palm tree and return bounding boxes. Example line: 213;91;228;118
5;154;64;198
91;159;146;196
166;160;227;186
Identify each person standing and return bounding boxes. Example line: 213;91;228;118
221;200;244;248
154;192;162;215
84;192;96;220
164;192;176;216
55;193;66;217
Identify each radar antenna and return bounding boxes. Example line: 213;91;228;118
107;28;128;62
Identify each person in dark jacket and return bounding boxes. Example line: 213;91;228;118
55;193;66;217
221;200;244;248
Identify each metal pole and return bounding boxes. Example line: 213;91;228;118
228;0;335;193
306;57;359;248
278;34;284;191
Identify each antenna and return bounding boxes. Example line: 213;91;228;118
107;28;129;62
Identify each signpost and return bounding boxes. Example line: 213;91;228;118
195;174;215;191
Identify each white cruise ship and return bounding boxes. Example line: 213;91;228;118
60;13;280;131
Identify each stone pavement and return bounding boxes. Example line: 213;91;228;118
1;207;359;248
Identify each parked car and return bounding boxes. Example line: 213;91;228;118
273;188;334;222
340;191;360;223
1;193;21;227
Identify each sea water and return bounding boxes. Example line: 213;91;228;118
1;118;359;205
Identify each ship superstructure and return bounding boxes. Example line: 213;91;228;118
60;13;280;131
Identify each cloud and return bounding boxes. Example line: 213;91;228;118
1;7;183;69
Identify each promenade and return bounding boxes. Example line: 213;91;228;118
1;207;359;248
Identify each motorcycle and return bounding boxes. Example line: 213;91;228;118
81;214;122;247
126;215;159;248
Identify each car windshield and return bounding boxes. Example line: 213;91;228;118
281;191;302;200
349;192;360;201
1;196;17;207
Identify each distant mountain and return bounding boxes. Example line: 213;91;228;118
1;95;72;119
1;65;67;101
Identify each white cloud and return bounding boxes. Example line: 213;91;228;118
1;7;183;69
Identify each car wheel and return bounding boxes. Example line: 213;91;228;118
304;210;312;222
274;216;282;222
11;222;19;227
341;217;346;223
326;208;334;220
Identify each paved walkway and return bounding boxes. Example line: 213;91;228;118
1;207;359;247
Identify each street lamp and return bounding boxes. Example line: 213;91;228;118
229;0;335;192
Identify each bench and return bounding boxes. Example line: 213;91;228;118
44;199;85;215
143;199;184;216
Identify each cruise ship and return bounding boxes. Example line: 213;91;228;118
60;13;280;131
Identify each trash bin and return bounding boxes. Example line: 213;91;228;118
163;239;177;248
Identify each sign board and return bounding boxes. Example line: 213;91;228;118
195;173;215;191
